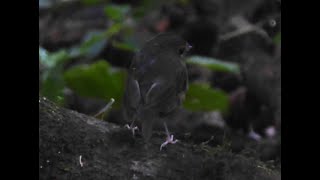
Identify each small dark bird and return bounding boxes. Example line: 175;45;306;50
123;33;192;150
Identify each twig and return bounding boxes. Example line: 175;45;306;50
219;26;270;42
79;155;83;167
201;136;215;146
94;98;115;118
219;16;271;43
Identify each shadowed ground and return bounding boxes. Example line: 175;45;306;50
39;96;280;180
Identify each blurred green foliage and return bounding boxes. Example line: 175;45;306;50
184;83;229;113
69;23;125;58
184;56;241;113
39;47;72;105
103;4;138;52
39;47;70;68
186;56;240;74
81;0;104;6
273;32;281;44
64;60;126;108
104;4;130;22
77;31;109;58
39;2;235;115
111;40;137;52
39;3;134;107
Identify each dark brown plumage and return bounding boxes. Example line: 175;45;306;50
123;33;191;147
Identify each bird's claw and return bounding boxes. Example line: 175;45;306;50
160;135;179;151
125;124;139;136
248;129;262;141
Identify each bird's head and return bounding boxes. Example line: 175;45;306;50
144;33;192;57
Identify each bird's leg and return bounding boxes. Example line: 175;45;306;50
125;119;139;136
160;122;179;151
247;125;262;141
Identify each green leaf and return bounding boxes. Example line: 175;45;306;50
40;69;65;105
273;32;281;44
132;0;153;18
81;0;103;6
39;46;49;62
111;40;137;52
78;31;108;58
104;4;130;22
39;47;70;68
39;47;72;105
63;60;126;108
70;24;122;58
183;83;229;113
105;23;123;36
186;56;240;74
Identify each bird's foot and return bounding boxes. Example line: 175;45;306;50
125;124;139;136
248;129;262;141
160;135;179;151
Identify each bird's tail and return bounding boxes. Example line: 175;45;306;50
139;109;155;142
142;119;154;142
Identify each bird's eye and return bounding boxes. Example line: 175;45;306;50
178;47;185;55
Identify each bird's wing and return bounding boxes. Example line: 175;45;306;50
160;64;188;114
125;52;188;111
176;63;189;100
123;72;141;121
144;63;188;114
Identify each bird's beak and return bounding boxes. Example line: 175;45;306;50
186;42;192;52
